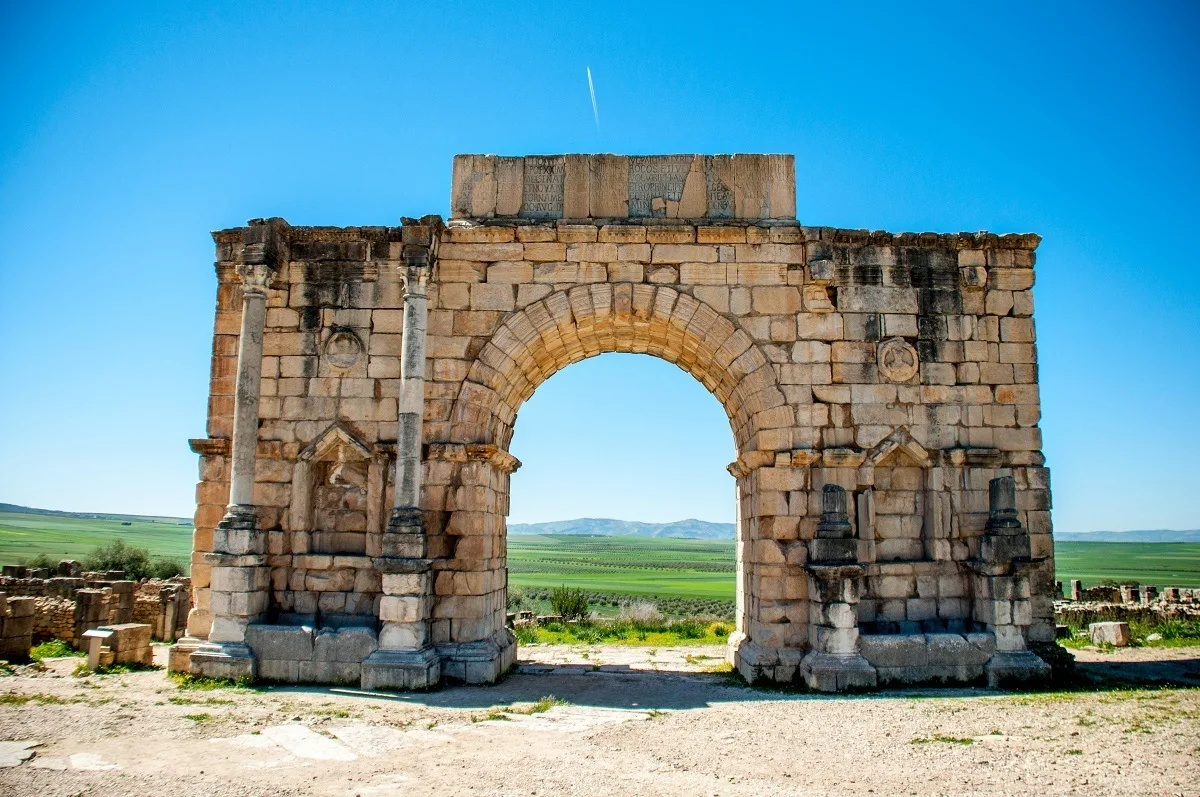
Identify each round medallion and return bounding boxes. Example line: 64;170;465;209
324;330;363;369
877;337;919;383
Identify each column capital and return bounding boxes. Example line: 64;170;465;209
402;260;430;298
236;263;275;297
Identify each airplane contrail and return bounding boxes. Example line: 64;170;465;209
586;66;599;130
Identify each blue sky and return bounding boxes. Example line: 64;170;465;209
1;2;1197;532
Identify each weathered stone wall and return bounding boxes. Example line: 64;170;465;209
0;569;190;647
182;153;1058;689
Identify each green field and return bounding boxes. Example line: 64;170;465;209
0;510;193;567
3;507;1199;594
507;534;735;599
1053;542;1200;588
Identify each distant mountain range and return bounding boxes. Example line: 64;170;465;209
1055;529;1200;542
509;518;737;540
0;503;190;525
4;502;1196;543
511;518;1200;543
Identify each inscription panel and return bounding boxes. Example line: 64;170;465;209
627;156;691;217
451;154;795;220
519;157;565;219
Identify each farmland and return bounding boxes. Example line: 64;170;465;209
0;509;192;566
3;506;1200;595
1053;541;1200;588
507;534;735;598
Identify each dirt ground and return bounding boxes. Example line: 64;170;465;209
1;643;1197;796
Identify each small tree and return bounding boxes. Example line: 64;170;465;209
550;585;589;621
83;539;152;579
506;586;529;611
148;558;187;579
20;553;57;570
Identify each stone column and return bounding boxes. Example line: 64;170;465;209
225;262;272;518
385;252;430;542
189;252;277;681
800;484;877;691
362;222;442;690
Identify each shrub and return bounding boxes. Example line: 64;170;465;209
619;601;663;623
550;585;589;621
147;558;186;580
506;587;528;611
82;539;151;579
19;553;57;571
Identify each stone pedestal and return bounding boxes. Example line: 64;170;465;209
438;630;517;684
971;476;1050;689
800;486;877;692
361;555;441;690
984;650;1052;689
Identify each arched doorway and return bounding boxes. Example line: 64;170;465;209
432;284;804;683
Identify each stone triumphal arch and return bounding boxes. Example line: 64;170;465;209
172;155;1056;691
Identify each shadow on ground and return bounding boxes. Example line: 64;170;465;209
1075;655;1200;687
241;652;1200;712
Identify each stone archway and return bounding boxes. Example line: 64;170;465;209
180;153;1057;693
431;284;796;682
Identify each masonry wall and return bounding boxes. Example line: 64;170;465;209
189;218;1054;672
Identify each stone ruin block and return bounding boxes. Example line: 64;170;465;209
100;623;153;666
1088;621;1131;647
0;595;36;660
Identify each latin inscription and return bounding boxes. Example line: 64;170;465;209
520;157;565;219
627;156;691;217
706;170;735;219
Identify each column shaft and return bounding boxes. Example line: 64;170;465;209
392;266;428;515
228;265;270;511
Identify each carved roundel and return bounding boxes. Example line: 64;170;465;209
877;337;919;383
324;330;363;369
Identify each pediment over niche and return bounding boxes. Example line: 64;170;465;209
299;425;376;489
299;424;373;464
866;428;931;468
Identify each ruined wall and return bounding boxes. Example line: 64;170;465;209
184;153;1056;689
189;228;407;636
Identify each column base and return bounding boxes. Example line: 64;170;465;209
360;647;441;691
800;651;878;692
984;650;1052;689
168;636;205;674
218;505;258;530
189;642;256;681
437;630;516;684
727;634;804;685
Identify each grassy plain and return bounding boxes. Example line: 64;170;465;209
4;508;1200;595
0;510;192;566
1053;542;1200;588
507;534;735;599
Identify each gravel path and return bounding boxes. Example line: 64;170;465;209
0;645;1196;796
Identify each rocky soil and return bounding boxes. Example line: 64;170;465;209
0;644;1196;796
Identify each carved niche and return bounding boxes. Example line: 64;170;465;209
289;425;389;555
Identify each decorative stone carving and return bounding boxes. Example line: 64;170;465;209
324;330;363;370
877;337;919;383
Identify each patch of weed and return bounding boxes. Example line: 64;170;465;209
508;695;567;715
30;640;84;662
169;672;256;691
0;691;73;705
911;735;974;745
